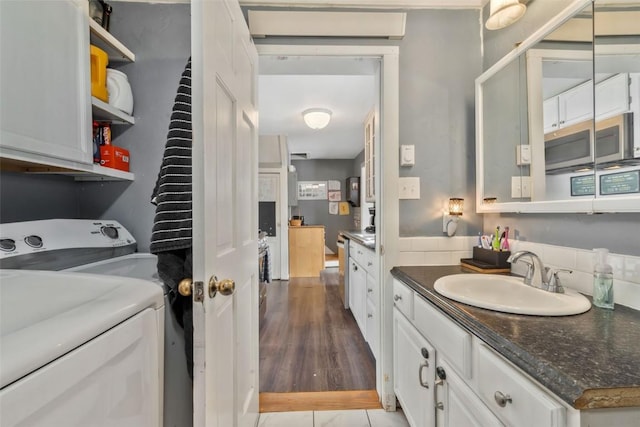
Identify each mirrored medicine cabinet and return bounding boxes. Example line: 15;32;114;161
476;0;640;213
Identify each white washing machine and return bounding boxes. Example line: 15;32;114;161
0;219;192;427
0;269;164;426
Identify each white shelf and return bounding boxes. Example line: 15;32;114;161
91;97;135;125
89;19;135;62
0;152;134;182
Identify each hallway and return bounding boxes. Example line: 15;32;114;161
259;270;376;392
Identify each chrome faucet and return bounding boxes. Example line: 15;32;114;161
507;250;571;293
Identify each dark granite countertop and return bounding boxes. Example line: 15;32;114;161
339;230;375;250
391;265;640;410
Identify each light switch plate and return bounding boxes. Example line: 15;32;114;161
400;145;415;166
511;176;532;198
399;177;420;199
516;145;531;165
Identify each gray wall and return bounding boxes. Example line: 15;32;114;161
292;159;356;253
481;1;640;256
397;10;483;238
253;9;484;239
0;173;80;222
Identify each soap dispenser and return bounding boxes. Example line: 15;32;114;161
593;248;614;310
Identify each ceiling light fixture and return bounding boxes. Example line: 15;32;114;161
485;0;527;31
302;108;332;130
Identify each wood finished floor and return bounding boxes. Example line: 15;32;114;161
259;270;376;393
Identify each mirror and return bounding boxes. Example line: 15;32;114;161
477;0;640;213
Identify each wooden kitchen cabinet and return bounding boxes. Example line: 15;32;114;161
288;225;325;277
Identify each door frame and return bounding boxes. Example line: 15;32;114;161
256;44;399;410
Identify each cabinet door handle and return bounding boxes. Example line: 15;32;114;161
367;313;373;318
367;288;373;293
418;361;429;388
494;391;513;407
367;261;373;266
393;294;402;301
435;366;446;410
353;264;358;271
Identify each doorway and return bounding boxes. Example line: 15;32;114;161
256;44;400;412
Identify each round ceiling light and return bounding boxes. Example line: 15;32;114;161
485;0;527;31
302;108;332;130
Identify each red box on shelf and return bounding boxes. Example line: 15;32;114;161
99;146;130;172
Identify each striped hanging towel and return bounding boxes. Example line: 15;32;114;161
150;57;193;254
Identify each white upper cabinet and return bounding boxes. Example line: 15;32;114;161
0;0;135;181
0;0;92;165
595;73;630;119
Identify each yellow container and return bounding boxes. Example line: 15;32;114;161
90;45;109;102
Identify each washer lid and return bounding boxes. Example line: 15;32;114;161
0;269;164;389
65;253;161;285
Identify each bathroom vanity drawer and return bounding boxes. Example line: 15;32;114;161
392;279;414;320
476;343;565;427
413;296;472;379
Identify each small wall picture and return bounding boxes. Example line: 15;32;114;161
298;181;328;200
328;190;341;202
339;202;350;215
329;202;339;215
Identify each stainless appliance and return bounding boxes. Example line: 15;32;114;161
545;113;636;174
337;233;350;309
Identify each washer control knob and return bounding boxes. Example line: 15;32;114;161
101;226;119;239
0;238;16;252
24;235;43;248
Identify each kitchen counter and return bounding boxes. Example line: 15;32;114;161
340;230;375;250
391;265;640;410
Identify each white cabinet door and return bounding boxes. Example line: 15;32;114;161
349;258;366;334
596;73;630;120
0;0;92;165
436;360;504;427
393;309;435;427
365;296;377;359
543;97;560;133
558;80;593;128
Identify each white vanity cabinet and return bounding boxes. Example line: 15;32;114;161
392;278;569;427
349;239;378;359
393;309;435;427
1;0;92;165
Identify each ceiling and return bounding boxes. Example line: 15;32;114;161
258;55;379;160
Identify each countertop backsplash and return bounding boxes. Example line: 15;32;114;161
398;236;640;311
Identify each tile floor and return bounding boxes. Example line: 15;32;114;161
258;409;409;427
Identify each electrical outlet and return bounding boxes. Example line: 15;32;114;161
399;177;420;199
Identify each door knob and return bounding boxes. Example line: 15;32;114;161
178;278;204;302
209;276;235;298
178;278;193;296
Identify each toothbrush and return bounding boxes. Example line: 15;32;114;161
492;226;501;251
477;232;482;248
501;227;510;251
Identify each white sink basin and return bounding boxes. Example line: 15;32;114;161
434;274;591;316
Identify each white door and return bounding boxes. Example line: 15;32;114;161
191;1;259;427
259;173;281;279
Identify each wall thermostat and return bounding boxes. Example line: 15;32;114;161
400;145;415;166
